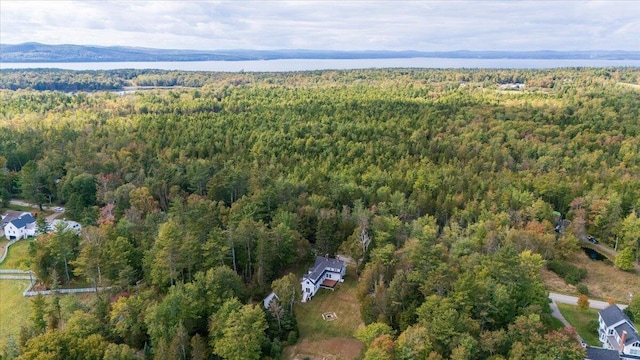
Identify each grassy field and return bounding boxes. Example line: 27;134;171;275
0;280;32;343
0;238;8;259
283;265;364;360
557;303;600;346
542;249;639;303
0;239;33;270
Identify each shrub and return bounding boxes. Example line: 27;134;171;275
287;330;299;345
576;284;589;295
547;260;587;285
577;295;590;310
270;338;282;359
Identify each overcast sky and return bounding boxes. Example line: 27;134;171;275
1;1;638;51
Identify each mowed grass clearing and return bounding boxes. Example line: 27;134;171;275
284;265;364;360
557;303;600;346
0;280;32;343
0;239;33;270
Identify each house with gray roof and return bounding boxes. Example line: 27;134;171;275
586;346;620;360
598;304;640;359
301;255;346;302
3;212;36;240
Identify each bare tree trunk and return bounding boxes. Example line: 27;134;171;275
63;255;70;282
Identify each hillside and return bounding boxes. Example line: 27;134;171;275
2;42;639;62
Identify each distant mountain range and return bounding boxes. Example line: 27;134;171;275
1;43;639;62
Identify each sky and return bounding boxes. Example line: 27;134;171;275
1;0;639;51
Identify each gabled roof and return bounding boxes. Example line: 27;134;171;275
615;322;640;345
2;211;27;225
9;213;35;229
263;292;278;309
303;256;345;283
585;346;620;360
600;305;633;328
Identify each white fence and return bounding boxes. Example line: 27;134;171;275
23;286;111;297
0;275;33;280
0;269;31;274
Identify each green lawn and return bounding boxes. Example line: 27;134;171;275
557;303;600;346
0;280;32;343
0;239;33;270
295;266;364;339
550;316;566;331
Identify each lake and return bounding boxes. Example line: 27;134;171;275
2;58;640;72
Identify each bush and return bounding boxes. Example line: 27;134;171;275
547;260;587;285
577;295;590;310
287;330;299;345
270;338;282;359
576;284;589;295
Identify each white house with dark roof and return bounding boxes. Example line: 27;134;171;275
301;255;346;302
3;212;36;240
598;304;640;359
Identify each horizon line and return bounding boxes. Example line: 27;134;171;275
2;42;638;53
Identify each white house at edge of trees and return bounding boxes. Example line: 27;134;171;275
598;304;640;359
3;212;36;240
301;255;346;302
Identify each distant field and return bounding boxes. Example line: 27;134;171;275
557;303;600;346
284;265;364;360
0;280;32;343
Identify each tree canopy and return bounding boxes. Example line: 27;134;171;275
3;67;638;359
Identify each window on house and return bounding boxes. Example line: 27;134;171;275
306;288;310;293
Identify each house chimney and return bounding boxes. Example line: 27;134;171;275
620;330;627;352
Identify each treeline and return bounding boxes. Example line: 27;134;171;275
0;69;252;91
1;67;639;359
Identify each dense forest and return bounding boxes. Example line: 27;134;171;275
1;67;639;360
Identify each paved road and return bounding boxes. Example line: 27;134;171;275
549;300;571;326
549;292;627;310
579;237;640;273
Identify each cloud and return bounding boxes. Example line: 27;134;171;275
1;0;638;50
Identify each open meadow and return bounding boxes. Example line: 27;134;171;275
0;280;32;343
542;249;639;304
